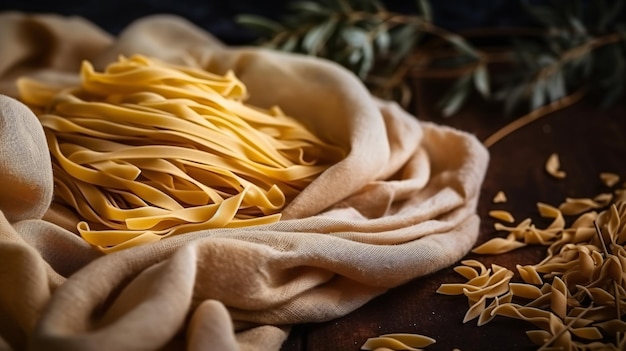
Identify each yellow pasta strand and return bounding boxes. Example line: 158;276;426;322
18;55;346;252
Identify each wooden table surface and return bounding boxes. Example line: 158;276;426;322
280;91;626;351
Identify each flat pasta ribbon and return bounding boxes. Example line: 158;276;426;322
18;55;346;253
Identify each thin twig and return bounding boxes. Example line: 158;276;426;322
536;33;623;82
594;220;623;343
593;220;610;257
483;88;587;148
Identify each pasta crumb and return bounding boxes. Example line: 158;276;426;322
492;191;507;203
545;153;566;179
600;172;620;187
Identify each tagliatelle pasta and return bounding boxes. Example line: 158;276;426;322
18;55;346;252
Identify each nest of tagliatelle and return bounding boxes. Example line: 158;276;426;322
19;54;347;253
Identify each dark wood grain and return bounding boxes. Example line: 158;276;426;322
281;93;626;351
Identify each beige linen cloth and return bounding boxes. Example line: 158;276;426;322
0;12;489;351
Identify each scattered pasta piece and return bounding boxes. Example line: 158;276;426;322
493;191;507;203
488;210;515;223
558;193;612;216
471;237;526;255
439;187;626;350
545;153;566;179
360;333;436;351
600;172;620;187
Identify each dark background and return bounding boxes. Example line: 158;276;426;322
0;0;603;44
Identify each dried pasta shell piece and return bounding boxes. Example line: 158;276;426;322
492;191;507;203
546;153;566;179
600;172;620;187
477;292;512;327
453;265;479;280
615;188;626;203
576;286;615;306
570;327;603;340
537;202;561;218
550;277;568;319
517;264;543;285
559;197;603;216
594;319;626;334
571;211;598;229
464;269;514;303
463;295;487;323
465;269;492;288
494;218;533;241
510;283;543;299
563;315;594;329
379;334;436;348
471;237;526;255
436;283;478;296
593;192;613;207
460;260;488;274
360;336;423;351
597;204;621;241
492;304;552;330
537;202;565;232
523;227;557;245
526;330;552;346
488;210;515;223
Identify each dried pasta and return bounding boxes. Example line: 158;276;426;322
439;192;626;350
545;153;566;179
488;210;515;223
559;193;613;216
492;191;507;203
18;55;346;252
600;172;620;188
360;333;436;351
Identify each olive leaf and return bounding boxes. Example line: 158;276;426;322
530;79;547;111
447;34;479;58
595;0;624;32
235;15;284;35
523;4;562;28
473;64;490;98
289;1;331;16
280;35;299;51
502;83;527;117
438;74;473;117
237;0;626;117
389;22;420;67
416;0;432;22
374;24;391;55
302;18;338;54
341;26;375;78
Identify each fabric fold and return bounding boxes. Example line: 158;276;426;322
0;12;489;351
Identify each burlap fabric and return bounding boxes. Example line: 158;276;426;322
0;12;489;351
